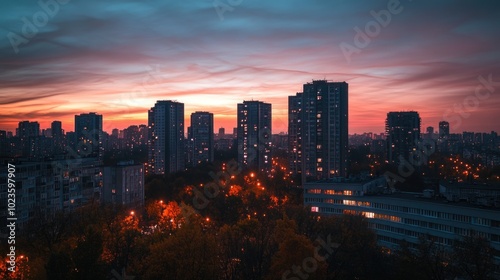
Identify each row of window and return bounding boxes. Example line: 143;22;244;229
307;190;500;239
310;195;500;226
306;189;354;196
372;223;421;238
377;232;454;247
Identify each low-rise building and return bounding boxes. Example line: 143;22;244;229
102;161;144;209
0;158;102;231
304;178;500;265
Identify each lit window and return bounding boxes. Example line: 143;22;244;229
363;212;375;218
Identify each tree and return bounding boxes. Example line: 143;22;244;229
72;226;106;279
414;235;452;280
218;218;274;280
453;235;495;280
45;251;73;280
102;211;141;272
266;217;327;280
143;217;220;280
315;214;387;279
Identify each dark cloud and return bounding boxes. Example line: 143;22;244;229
0;0;499;133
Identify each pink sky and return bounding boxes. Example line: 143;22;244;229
1;1;499;134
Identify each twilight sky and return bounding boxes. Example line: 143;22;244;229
1;0;499;134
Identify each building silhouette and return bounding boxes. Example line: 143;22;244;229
439;121;450;138
75;113;103;159
386;111;421;163
237;100;272;172
51;120;65;154
288;93;303;176
289;80;349;181
16;121;40;158
17;121;39;138
148;100;185;174
188;111;214;166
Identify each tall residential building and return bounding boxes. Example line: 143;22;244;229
51;120;65;154
0;130;7;157
75;113;103;158
289;80;349;181
51;121;63;137
288;93;303;175
437;121;451;153
386;111;421;163
148;100;185;174
424;126;436;140
17;121;40;138
439;121;450;138
188;111;214;166
16;121;40;158
237;100;272;172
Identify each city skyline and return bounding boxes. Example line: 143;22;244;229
2;2;500;278
3;104;500;136
1;1;500;134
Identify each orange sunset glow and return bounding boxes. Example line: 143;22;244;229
1;1;499;134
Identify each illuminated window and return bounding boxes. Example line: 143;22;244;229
363;212;375;218
311;207;319;212
307;189;322;194
343;200;356;206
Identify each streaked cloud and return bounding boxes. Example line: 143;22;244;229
1;0;499;133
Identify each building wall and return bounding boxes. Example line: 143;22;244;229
288;94;302;175
386;111;421;163
148;101;185;174
0;158;101;231
75;113;103;159
103;163;144;209
303;181;500;263
289;80;348;181
189;112;214;166
237;101;272;173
